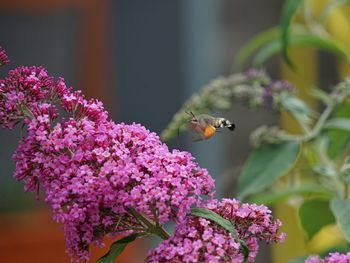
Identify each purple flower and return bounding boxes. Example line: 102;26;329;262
241;68;296;110
146;198;285;263
12;117;215;261
1;66;215;261
263;80;295;109
0;63;286;263
0;46;9;66
305;252;350;263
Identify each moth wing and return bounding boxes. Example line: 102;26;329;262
203;125;216;140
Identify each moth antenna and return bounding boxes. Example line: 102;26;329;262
185;111;197;120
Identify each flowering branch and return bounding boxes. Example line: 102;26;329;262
0;47;285;263
147;199;285;263
0;63;215;261
161;69;300;141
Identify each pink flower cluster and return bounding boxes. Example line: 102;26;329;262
0;66;55;128
0;46;9;66
305;252;350;263
0;66;108;129
147;198;285;263
0;57;285;262
55;78;108;123
1;66;215;261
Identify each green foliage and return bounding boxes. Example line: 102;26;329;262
310;88;333;105
191;208;249;262
233;0;350;69
236;141;300;200
234;27;281;70
320;0;350;22
248;185;333;206
298;199;335;240
97;234;138;263
325;102;350;158
280;0;304;66
324;118;350;131
330;199;350;243
161;1;350;260
251;38;281;67
289;256;309;263
252;33;348;67
234;25;348;70
281;96;312;124
234;25;308;70
233;0;306;68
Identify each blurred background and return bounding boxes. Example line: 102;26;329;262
0;0;339;262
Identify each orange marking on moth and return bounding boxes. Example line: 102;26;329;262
203;125;216;140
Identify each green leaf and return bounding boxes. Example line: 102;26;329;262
299;199;335;240
326;103;350;158
97;234;138;263
313;165;336;177
252;34;349;67
233;25;307;70
309;88;332;106
324;118;350;132
281;96;312;124
191;208;249;262
237;140;300;200
282;97;310;114
330;198;350;243
280;0;304;66
191;208;237;236
233;27;280;70
320;0;350;22
289;256;309;263
248;185;333;206
252;38;282;67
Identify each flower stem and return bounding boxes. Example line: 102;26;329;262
303;102;334;141
127;207;170;240
292;113;311;135
345;183;349;199
288;101;334;142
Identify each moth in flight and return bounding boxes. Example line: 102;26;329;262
186;112;235;141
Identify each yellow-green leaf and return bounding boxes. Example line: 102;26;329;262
299;199;335;240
